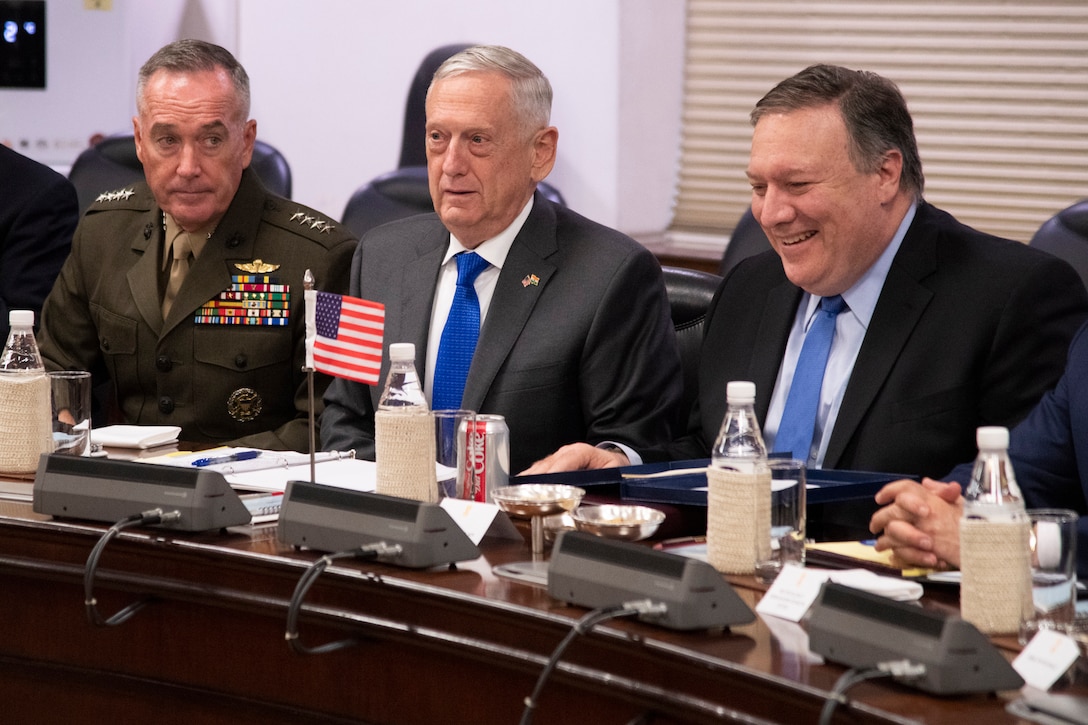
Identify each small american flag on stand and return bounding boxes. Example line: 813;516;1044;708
304;288;385;385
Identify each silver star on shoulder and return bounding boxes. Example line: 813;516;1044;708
290;211;305;222
94;187;136;203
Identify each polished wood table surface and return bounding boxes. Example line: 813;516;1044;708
0;497;1072;724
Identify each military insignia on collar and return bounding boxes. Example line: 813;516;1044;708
289;210;335;234
94;187;135;203
235;259;280;273
227;387;262;422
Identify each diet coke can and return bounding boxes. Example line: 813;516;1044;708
460;414;510;503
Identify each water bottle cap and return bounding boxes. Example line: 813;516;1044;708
976;425;1009;450
388;342;415;362
726;380;756;404
8;310;33;327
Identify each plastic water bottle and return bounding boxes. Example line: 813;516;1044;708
0;310;45;372
377;343;427;410
374;343;436;502
711;381;768;472
959;426;1032;633
0;310;53;474
706;381;771;574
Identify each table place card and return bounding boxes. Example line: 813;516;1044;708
756;563;827;622
439;498;521;545
1013;628;1081;691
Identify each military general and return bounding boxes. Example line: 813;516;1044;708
38;39;356;451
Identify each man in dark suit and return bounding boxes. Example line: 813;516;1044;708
320;45;682;473
0;144;78;340
871;321;1088;576
38;40;355;451
526;64;1088;478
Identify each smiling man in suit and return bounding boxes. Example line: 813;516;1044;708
527;64;1088;481
320;45;682;473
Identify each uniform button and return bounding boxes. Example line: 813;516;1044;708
156;355;172;372
235;354;248;369
158;397;174;414
102;339;110;351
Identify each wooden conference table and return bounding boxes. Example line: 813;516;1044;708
0;493;1077;724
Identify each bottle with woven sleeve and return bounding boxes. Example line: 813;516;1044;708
0;310;53;473
959;426;1032;633
374;343;437;502
706;381;771;574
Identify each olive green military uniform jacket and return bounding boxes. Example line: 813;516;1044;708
38;169;357;452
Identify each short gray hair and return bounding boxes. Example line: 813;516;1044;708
429;45;552;136
751;64;924;198
137;39;250;120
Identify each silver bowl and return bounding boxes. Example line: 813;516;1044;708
490;484;586;518
570;504;666;541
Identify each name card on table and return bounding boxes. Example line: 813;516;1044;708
1014;628;1081;691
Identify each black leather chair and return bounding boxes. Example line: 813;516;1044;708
719;206;772;277
1029;199;1088;294
662;266;723;422
68;134;292;215
341;43;565;239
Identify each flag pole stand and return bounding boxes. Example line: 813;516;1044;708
303;269;317;484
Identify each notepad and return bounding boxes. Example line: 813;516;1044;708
91;425;181;449
804;540;933;578
239;492;283;524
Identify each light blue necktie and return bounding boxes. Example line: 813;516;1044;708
432;252;490;410
773;295;847;462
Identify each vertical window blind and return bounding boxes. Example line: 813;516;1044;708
673;0;1088;244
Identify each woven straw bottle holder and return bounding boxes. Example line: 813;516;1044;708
375;408;438;503
0;373;53;475
959;517;1033;634
707;465;772;575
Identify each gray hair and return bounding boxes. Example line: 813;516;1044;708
137;39;250;120
751;64;924;198
429;45;552;137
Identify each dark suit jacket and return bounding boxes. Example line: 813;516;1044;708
321;192;683;473
663;201;1088;479
0;145;78;340
38;169;357;451
948;322;1088;576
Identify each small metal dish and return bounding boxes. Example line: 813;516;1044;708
490;484;586;519
570;504;666;542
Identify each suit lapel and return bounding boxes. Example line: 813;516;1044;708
752;276;802;422
824;210;937;467
461;198;557;411
127;209;166;336
401;239;446;373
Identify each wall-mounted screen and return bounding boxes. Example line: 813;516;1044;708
0;1;45;89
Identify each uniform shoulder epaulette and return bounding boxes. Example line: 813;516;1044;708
266;202;356;244
87;185;151;212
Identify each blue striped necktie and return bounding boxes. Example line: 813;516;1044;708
432;252;490;410
772;295;847;462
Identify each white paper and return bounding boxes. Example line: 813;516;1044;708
757;563;827;622
440;498;504;545
1013;628;1081;690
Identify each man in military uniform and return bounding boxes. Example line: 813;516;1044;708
38;40;356;452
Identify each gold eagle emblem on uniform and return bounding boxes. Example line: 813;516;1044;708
235;259;281;273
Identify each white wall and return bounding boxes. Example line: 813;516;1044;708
0;0;685;239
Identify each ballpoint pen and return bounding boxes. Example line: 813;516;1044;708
191;450;262;467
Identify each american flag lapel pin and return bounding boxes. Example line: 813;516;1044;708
521;273;540;288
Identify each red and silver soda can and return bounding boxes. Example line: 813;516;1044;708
460;413;510;503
